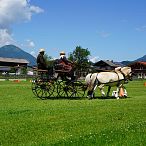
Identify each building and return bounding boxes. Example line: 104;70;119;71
93;60;120;71
128;61;146;79
0;57;29;74
0;57;29;67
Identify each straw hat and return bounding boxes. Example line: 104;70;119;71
39;48;45;53
60;51;65;55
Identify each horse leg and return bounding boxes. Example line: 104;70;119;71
87;88;94;99
98;84;105;97
115;87;120;99
87;90;93;99
87;85;97;99
106;86;111;97
54;72;59;79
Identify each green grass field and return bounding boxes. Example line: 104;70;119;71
0;80;146;146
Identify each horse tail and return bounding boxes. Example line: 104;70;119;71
85;73;98;90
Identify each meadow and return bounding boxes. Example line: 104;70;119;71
0;79;146;146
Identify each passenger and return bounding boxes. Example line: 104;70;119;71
60;51;73;65
59;51;75;81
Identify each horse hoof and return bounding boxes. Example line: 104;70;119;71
87;96;92;100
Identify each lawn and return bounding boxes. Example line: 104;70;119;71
0;80;146;146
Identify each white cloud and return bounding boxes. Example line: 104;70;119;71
26;40;35;48
97;31;111;38
0;0;43;47
30;6;43;14
136;25;146;32
20;39;36;56
0;29;16;47
89;56;99;63
0;0;44;27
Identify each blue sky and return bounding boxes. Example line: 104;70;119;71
0;0;146;62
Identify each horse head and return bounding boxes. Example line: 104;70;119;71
121;67;132;81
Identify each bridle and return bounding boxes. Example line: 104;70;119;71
119;69;133;83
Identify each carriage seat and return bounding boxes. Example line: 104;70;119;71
33;67;55;81
33;67;49;79
33;67;48;73
54;59;72;73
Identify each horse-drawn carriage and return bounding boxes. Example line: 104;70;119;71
31;61;86;99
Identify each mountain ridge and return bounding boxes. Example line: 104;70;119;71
121;55;146;66
134;54;146;62
0;45;36;66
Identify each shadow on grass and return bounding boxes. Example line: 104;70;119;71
33;95;131;100
93;96;131;100
33;95;86;100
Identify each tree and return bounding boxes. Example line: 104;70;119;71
44;54;54;67
68;46;91;76
69;46;91;65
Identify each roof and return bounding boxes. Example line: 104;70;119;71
114;62;125;67
129;61;146;67
139;61;146;66
0;57;29;64
94;60;119;67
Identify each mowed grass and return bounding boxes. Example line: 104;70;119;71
0;80;146;146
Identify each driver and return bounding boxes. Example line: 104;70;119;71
37;48;54;79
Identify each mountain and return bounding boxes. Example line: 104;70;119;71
134;55;146;62
120;60;133;66
0;45;36;66
120;55;146;66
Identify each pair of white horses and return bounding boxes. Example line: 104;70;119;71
85;66;132;99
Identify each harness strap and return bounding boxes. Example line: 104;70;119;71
116;70;128;85
114;71;121;86
120;71;126;80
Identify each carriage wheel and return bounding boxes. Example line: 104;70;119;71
31;78;38;97
67;80;86;98
57;80;70;98
50;80;59;98
31;77;55;99
57;80;85;98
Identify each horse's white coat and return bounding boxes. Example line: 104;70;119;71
85;67;132;99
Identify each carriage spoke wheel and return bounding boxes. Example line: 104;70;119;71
49;80;59;98
32;77;55;99
57;80;69;98
31;78;38;97
68;80;85;98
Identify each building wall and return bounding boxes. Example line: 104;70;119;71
129;62;146;79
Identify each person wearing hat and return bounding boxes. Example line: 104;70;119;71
37;48;47;70
59;51;75;81
60;51;72;65
37;48;54;78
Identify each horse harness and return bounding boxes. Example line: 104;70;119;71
90;69;130;87
114;70;128;86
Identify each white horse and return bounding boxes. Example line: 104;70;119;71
85;67;132;99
